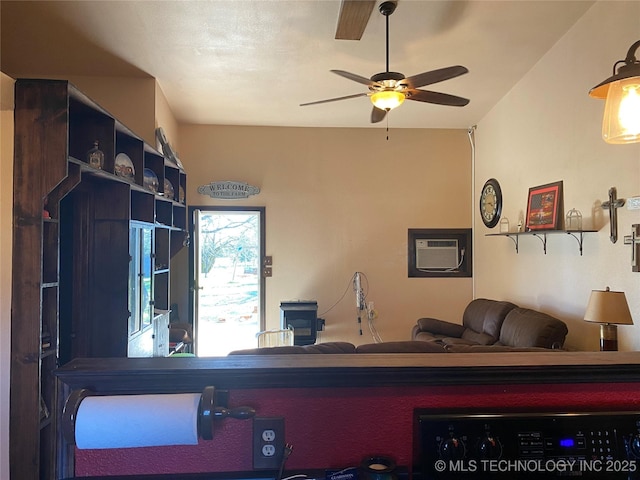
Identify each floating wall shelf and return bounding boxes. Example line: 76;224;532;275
486;230;598;255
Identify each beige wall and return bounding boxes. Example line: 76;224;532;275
474;1;640;351
178;125;473;345
1;72;15;480
4;74;157;144
155;81;180;152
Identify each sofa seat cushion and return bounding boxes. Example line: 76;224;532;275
412;331;446;342
460;329;496;345
356;341;447;353
440;336;484;346
499;308;568;348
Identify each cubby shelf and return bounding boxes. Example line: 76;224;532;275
11;78;188;480
486;230;598;255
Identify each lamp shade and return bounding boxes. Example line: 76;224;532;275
589;40;640;144
370;90;405;111
601;77;640;144
584;287;634;325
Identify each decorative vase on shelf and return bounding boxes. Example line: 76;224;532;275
499;217;510;233
86;140;104;169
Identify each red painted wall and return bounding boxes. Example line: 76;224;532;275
75;383;640;476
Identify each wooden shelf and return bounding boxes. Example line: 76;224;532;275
486;229;598;255
11;78;188;479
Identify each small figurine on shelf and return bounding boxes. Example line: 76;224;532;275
86;140;104;169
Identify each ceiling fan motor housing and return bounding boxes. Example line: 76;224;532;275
369;72;408;96
379;1;397;16
371;72;405;83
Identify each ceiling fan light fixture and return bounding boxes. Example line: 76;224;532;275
371;90;405;111
589;40;640;144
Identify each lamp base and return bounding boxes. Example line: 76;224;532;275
600;323;618;351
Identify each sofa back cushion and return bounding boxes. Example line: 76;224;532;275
499;308;568;348
462;298;518;342
356;341;446;353
229;341;356;355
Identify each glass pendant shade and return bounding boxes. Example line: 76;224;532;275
602;77;640;144
371;90;405;111
589;40;640;144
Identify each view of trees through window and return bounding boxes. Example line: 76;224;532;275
195;210;262;356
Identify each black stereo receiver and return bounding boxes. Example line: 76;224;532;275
414;410;640;479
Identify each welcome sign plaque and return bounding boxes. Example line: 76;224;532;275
198;181;260;199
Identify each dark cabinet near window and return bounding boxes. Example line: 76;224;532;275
10;79;187;479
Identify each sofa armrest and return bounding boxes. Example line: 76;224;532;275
415;318;466;338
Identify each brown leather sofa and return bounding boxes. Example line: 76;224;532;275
411;298;568;351
228;299;568;355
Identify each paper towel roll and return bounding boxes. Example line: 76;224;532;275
75;393;201;449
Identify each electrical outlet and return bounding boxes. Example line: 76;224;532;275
253;417;285;470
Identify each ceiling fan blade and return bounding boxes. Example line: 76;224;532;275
407;89;469;106
300;92;369;107
402;65;469;89
371;106;387;123
331;69;380;87
335;0;376;40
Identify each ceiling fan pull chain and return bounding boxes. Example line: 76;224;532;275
386;114;390;141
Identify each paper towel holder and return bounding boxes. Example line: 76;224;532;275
62;386;255;444
198;386;256;440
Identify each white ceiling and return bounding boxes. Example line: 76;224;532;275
1;0;595;129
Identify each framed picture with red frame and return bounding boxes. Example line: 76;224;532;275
526;181;563;230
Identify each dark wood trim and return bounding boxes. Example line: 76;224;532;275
56;352;640;394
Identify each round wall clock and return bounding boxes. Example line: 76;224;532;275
480;178;503;228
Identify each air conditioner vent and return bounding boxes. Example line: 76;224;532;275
416;239;459;269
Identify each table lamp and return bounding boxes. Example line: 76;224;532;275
584;287;634;351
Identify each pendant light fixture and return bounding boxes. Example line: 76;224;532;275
589;40;640;144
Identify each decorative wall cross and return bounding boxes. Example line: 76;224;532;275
601;187;625;243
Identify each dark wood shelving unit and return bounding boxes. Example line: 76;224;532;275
10;79;188;480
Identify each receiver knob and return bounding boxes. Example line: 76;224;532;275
478;436;502;459
627;434;640;458
440;436;465;460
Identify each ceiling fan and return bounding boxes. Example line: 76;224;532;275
302;1;470;124
335;0;376;40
